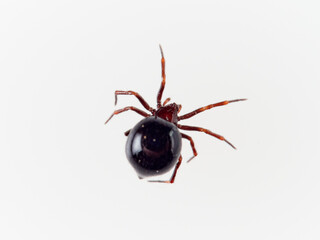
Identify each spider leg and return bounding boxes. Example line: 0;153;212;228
162;97;171;106
149;155;182;184
114;90;154;112
105;106;150;124
181;133;198;163
124;129;131;136
177;124;236;149
156;45;166;109
178;98;247;121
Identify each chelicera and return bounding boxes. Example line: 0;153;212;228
105;45;246;183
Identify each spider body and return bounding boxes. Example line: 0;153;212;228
155;103;181;123
105;45;246;183
125;116;182;178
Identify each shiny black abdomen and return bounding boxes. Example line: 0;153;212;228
125;116;182;178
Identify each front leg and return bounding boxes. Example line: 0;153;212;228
178;98;246;121
105;106;150;124
115;90;154;113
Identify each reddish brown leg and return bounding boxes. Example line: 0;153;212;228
149;155;182;184
105;106;150;124
163;97;171;106
178;124;236;149
178;99;247;121
124;129;131;136
114;90;154;112
181;133;198;163
156;45;166;109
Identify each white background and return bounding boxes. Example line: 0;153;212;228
1;1;320;239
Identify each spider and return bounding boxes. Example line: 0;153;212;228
105;45;246;183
